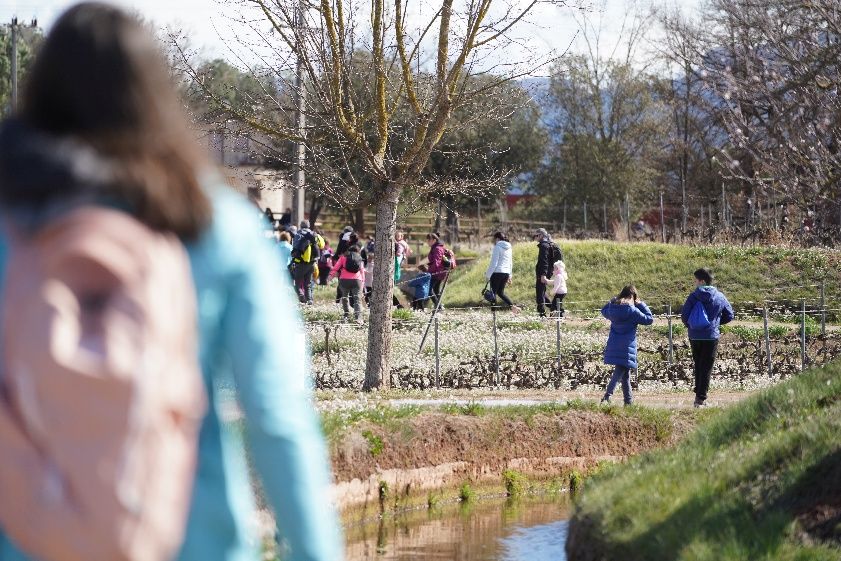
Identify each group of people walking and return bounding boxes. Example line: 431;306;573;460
276;219;733;409
599;268;734;408
482;228;568;317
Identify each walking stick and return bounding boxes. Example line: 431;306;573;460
419;271;451;351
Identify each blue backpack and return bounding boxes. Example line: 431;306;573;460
688;300;711;330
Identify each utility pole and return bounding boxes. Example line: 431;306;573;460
7;17;37;113
292;1;306;226
10;18;18;111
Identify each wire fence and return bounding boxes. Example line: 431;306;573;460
303;283;841;391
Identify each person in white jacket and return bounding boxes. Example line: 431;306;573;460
542;260;568;318
485;232;519;310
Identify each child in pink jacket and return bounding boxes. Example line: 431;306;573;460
329;244;365;323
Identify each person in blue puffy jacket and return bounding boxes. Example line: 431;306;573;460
599;285;654;405
680;268;734;407
0;5;343;561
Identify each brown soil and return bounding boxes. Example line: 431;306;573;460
330;409;690;482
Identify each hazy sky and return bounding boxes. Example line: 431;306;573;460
0;0;704;66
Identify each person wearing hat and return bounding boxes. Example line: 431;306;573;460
534;228;562;317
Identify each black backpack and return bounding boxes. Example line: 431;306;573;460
292;231;319;264
344;251;362;273
550;243;563;264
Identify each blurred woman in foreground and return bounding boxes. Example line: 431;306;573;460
0;3;342;561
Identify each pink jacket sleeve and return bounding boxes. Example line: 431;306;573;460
329;255;345;279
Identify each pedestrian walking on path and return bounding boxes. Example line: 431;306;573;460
600;285;654;406
681;268;734;407
534;228;563;317
330;244;365;323
484;231;519;311
426;232;455;308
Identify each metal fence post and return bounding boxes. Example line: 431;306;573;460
820;280;826;336
492;308;500;386
434;316;440;388
603;203;607;233
801;299;807;372
667;304;674;365
563;202;567;233
660;191;666;243
555;315;562;385
763;303;772;378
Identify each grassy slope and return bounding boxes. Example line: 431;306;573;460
445;240;840;314
566;360;841;561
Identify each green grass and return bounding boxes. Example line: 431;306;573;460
444;240;840;315
322;400;698;445
569;360;841;561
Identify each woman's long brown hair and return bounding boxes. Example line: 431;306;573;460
19;2;210;239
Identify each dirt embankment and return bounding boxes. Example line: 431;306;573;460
329;408;695;513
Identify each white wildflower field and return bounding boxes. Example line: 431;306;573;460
300;302;841;393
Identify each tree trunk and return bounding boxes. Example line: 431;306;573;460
354;208;366;235
363;183;400;391
308;194;324;226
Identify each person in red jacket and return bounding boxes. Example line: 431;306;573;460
425;232;452;308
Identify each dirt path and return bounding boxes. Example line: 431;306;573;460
315;390;753;413
220;388;755;422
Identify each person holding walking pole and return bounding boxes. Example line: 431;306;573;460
426;232;455;309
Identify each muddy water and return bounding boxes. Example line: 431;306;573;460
345;497;569;560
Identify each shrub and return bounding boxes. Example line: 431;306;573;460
458;483;475;503
502;469;529;497
361;430;384;457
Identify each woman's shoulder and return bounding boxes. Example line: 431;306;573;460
189;185;271;267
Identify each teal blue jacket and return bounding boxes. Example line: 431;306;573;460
0;188;344;561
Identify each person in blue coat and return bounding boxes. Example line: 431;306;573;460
680;268;735;407
599;285;654;405
0;5;342;561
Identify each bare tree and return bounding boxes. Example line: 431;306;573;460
530;4;666;227
177;0;571;390
695;0;841;230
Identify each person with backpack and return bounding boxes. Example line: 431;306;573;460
426;232;455;308
599;285;654;406
329;243;365;323
534;228;563;317
291;219;320;305
681;268;735;408
334;226;355;303
484;231;518;311
0;5;342;561
317;241;334;286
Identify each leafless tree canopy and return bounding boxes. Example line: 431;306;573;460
174;0;571;390
694;0;841;221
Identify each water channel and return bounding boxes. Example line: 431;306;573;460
344;496;570;560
